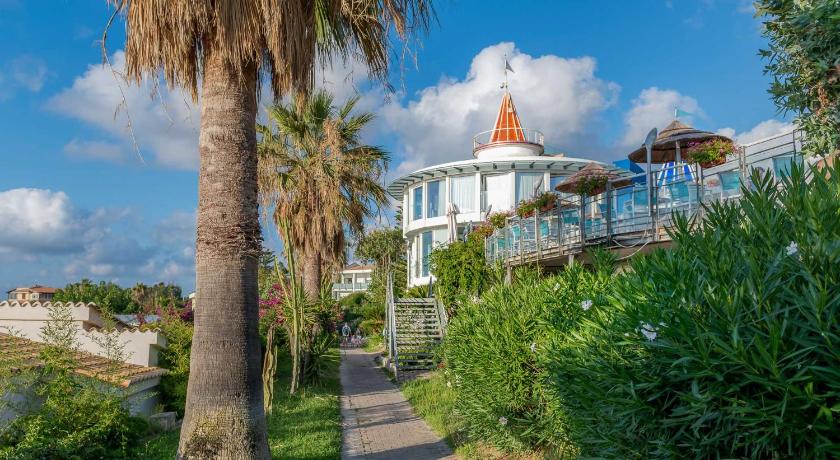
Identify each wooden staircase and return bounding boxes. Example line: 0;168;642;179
385;274;448;380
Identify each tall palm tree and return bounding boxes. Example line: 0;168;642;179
105;2;432;457
257;90;389;301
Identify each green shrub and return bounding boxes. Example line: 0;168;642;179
0;380;148;459
551;166;840;458
444;263;613;455
156;313;193;416
357;318;383;336
430;236;488;315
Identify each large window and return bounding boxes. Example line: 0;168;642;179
515;172;544;203
421;231;433;276
426;180;445;218
411;185;423;221
481;173;510;212
450;175;476;213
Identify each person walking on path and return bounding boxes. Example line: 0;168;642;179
341;322;351;347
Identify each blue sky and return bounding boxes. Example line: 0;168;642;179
0;0;791;292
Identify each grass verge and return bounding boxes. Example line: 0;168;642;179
363;334;383;353
140;348;342;459
401;370;539;460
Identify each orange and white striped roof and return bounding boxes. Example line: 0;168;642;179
489;91;526;144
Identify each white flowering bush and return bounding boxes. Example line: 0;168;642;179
550;165;840;458
443;261;613;455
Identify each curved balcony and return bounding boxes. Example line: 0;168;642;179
472;128;545;154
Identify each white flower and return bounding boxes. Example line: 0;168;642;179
498;416;508;426
786;241;798;256
530;342;537;353
640;323;657;341
447;381;452;388
581;299;593;311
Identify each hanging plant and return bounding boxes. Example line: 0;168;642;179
487;210;513;229
574;175;609;196
686;138;736;168
516;192;557;218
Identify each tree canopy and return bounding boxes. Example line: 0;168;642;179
757;0;840;156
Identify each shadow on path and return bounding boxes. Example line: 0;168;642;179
340;348;455;459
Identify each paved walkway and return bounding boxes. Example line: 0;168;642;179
340;348;456;459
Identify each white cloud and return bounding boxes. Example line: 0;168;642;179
0;187;196;290
10;55;47;92
381;42;620;175
717;119;796;145
620;87;703;147
49;51;200;170
64;139;128;163
0;189;88;253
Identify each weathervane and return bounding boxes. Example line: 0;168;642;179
501;54;514;91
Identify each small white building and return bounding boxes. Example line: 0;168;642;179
332;263;375;299
388;88;624;287
0;300;168;417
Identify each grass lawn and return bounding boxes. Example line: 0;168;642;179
140;348;342;459
362;333;383;353
401;370;538;460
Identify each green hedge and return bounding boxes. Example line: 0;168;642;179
551;166;840;458
444;263;613;455
441;165;840;458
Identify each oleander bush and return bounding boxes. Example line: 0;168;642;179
551;165;840;458
444;261;614;455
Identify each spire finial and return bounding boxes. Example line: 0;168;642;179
502;54;514;92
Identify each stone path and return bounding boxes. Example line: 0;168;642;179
340;348;456;459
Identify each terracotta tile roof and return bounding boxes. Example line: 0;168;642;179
0;333;167;388
5;285;58;294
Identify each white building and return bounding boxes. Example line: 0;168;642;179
388;89;624;287
0;300;167;417
332;263;375;299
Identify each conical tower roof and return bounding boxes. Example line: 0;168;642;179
489;91;526;143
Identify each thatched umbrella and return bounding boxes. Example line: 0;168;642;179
627;120;732;164
555;163;632;240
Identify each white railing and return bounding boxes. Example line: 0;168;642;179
485;130;806;266
473;127;545;150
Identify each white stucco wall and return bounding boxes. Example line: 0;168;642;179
0;302;167;367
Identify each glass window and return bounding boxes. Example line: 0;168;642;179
450;175;476;213
426;180;445;218
515;172;544;203
549;174;565;191
421;231;433;277
772;154;802;180
481;173;510;212
411;186;423;221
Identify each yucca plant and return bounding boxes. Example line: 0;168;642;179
552;164;840;459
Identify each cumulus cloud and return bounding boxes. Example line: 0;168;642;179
620;87;703;148
49;51;200;170
717;119;796;145
381;42;620;174
0;189;89;253
0;187;196;290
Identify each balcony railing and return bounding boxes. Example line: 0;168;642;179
473;128;544;151
485;130;805;266
332;282;370;292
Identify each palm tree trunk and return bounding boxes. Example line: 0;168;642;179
178;46;269;460
302;250;322;301
300;250;322;384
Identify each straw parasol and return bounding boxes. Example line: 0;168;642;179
555;163;633;196
627;120;732;164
